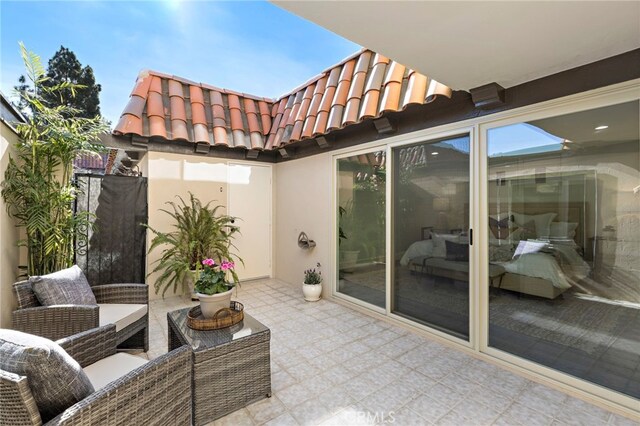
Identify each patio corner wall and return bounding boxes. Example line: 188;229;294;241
0;121;20;327
144;151;229;300
275;153;332;297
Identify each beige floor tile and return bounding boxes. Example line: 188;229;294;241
142;279;625;426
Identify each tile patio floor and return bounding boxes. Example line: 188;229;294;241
145;278;638;426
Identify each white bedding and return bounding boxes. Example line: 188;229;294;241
401;238;590;290
400;240;433;266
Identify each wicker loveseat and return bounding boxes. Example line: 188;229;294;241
0;325;191;425
12;280;149;351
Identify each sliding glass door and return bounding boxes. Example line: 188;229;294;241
392;136;471;340
486;100;640;399
336;150;386;308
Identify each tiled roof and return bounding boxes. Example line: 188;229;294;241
113;49;452;151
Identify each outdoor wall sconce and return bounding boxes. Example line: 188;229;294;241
298;232;316;250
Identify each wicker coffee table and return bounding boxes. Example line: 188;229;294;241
167;307;271;426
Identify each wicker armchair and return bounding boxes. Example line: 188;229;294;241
0;325;191;425
12;280;149;351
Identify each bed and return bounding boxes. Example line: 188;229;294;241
400;203;590;299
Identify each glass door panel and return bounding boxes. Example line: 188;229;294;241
487;101;640;399
392;136;471;340
337;151;386;307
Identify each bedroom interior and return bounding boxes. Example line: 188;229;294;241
336;99;639;400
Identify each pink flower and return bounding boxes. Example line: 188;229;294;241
220;260;235;271
202;258;215;267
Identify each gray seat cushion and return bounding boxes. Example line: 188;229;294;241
30;265;97;306
0;329;95;422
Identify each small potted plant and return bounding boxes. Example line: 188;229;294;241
303;263;323;302
194;258;239;318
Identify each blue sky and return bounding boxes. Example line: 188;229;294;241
488;123;563;157
0;1;359;124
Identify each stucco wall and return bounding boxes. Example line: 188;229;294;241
274;153;333;297
145;151;229;300
0;122;20;327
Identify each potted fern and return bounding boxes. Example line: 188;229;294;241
145;193;241;298
302;263;323;302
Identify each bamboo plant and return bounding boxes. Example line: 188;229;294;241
145;193;242;297
1;44;108;276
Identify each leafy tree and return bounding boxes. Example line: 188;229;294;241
14;45;102;118
1;44;108;275
13;75;33;113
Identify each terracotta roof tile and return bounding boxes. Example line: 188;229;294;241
149;76;163;94
170;96;186;122
249;132;264;150
115;114;142;135
130;72;153;97
232;130;247;149
229;107;243;131
113;49;452;151
189;86;205;105
168;80;184;97
227;94;241;110
146;91;165;118
121;96;146;119
403;71;428;106
213;126;228;146
191;103;207;126
171;119;189;140
257;101;271;134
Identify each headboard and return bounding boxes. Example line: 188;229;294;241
489;202;588;249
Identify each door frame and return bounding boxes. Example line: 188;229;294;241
330;78;640;416
227;161;274;280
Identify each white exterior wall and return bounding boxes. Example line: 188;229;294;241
0;122;20;327
274;153;333;297
145;151;230;300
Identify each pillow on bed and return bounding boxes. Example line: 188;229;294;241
518;220;537;240
512;212;556;238
431;233;460;258
549;222;578;239
489;244;515;262
445;240;469;262
489;216;518;240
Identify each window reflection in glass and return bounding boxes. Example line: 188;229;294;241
337;151;386;307
487;101;640;399
393;136;471;340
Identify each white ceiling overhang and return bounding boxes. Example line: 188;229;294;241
273;1;640;91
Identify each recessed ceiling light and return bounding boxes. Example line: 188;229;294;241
431;152;439;156
595;125;608;130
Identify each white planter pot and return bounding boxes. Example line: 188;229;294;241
302;283;322;302
196;288;233;319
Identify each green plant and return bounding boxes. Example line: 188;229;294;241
145;193;242;297
338;202;357;250
194;258;236;295
303;264;322;285
1;44;108;276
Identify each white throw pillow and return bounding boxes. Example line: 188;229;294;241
512;212;557;238
431;233;459;258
